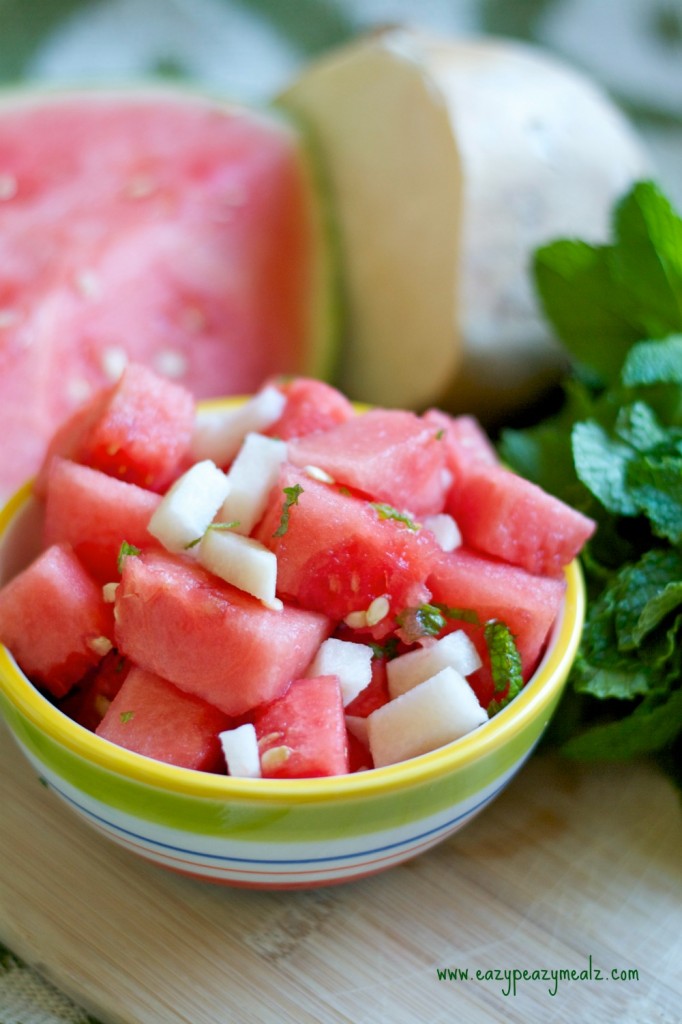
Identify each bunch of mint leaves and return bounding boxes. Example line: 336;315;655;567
499;180;682;791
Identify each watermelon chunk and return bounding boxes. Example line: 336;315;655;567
422;408;499;477
287;409;449;517
0;543;114;698
59;651;131;732
446;463;596;577
36;363;195;493
264;377;354;440
253;465;439;627
0;91;333;497
96;666;231;772
427;547;567;699
113;550;333;716
43;457;161;582
255;675;349;778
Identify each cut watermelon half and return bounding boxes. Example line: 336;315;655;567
0;86;337;497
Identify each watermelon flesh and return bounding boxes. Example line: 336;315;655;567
0;542;113;698
113;550;333;717
0;368;594;777
43;457;162;582
96;666;231;772
0;92;329;497
254;675;349;779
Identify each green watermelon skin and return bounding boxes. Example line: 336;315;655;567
96;666;231;772
0;89;334;497
0;542;113;697
114;550;333;717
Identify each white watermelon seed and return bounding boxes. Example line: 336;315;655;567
366;595;390;626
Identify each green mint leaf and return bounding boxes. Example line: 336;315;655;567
533;239;639;383
396;604;446;642
369;638;400;660
119;710;135;724
184;521;240;550
571;420;638;515
561;687;682;761
117;541;141;573
622;335;682;387
371;502;420;531
614;549;682;650
626;451;682;544
614;401;668;452
273;483;304;538
485;620;523;716
609;181;682;339
433;603;481;626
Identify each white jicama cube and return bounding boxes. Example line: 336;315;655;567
306;637;373;706
191;385;286;466
220;433;288;536
220;723;261;778
387;629;482;699
422;512;462;552
147;459;231;554
345;714;369;748
367;666;488;768
198;528;279;608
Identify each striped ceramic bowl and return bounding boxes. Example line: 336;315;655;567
0;477;585;889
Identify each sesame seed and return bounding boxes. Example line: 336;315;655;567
303;465;335;484
154;349;187;379
0;174;17;200
101;346;128;381
87;636;113;657
366;595;390;627
260;745;293;771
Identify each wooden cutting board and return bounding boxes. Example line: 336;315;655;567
1;719;680;1024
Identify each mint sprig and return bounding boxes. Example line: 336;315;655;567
501;180;682;786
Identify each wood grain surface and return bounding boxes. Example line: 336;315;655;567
1;720;680;1024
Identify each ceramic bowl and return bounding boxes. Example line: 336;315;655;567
0;470;585;890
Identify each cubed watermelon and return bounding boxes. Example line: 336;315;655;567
427;547;567;698
422;408;499;477
43;457;161;582
264;377;354;440
59;650;131;732
96;666;231;771
254;465;439;628
344;657;391;718
286;409;449;517
0;543;114;697
255;675;349;778
446;463;595;577
113;550;333;716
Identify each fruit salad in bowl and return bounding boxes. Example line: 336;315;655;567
0;366;590;887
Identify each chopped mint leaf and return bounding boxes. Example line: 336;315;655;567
273;483;304;538
369;637;400;660
371;502;420;531
119;710;135;724
614;401;668;451
396;604;446;642
433;603;481;625
184;521;240;549
485;620;523;716
117;541;141;573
